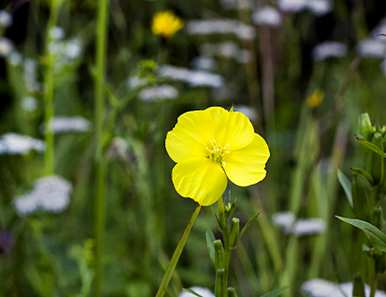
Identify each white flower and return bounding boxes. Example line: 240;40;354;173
46;116;91;134
357;39;386;58
107;137;130;160
253;6;281;27
14;176;72;215
307;0;331;16
21;96;38;112
24;58;40;92
139;85;178;102
272;211;296;226
187;19;255;40
179;287;215;297
8;51;22;65
201;42;252;64
278;0;306;12
65;39;82;59
220;0;252;10
0;10;12;27
159;65;223;88
0;37;13;57
313;41;347;61
0;133;44;155
290;219;325;236
372;18;386;38
192;56;216;71
279;0;331;15
234;105;257;121
127;75;148;89
49;26;64;40
302;279;386;297
272;212;325;236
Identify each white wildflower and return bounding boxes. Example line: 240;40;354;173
14;176;72;215
24;58;40;92
272;211;296;227
290;218;326;236
192;56;216;71
159;65;223;88
253;6;281;27
357;39;386;58
0;133;44;155
220;0;252;10
139;85;178;102
273;212;325;236
278;0;306;12
49;26;64;40
127;75;148;89
201;42;252;64
21;96;38;112
302;279;386;297
65;39;82;59
313;41;347;61
46;116;91;134
8;51;22;65
187;19;255;40
0;10;12;27
307;0;331;16
0;37;13;57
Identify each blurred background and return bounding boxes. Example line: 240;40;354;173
0;0;385;296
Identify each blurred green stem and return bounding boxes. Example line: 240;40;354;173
155;205;201;297
94;0;109;295
43;0;59;175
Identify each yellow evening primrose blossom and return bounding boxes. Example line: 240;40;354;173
165;106;270;206
152;11;183;38
306;89;324;109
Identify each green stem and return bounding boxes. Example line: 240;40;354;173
94;0;109;295
155;205;201;297
217;198;230;297
43;0;59;175
370;272;377;297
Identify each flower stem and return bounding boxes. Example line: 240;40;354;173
43;0;59;175
94;0;109;295
155;205;201;297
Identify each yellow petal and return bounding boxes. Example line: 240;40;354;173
172;158;227;206
205;107;255;150
223;133;270;187
165;110;211;163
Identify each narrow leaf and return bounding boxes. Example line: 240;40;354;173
336;216;386;252
356;137;386;158
337;169;353;207
205;230;216;265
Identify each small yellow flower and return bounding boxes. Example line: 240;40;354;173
152;11;183;38
306;89;324;109
165;106;270;206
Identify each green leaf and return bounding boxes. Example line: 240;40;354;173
205;230;216;265
239;211;260;239
356;137;386;158
351;167;375;185
260;287;287;297
336;216;386;252
337;169;353;207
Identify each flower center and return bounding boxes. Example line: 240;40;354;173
206;141;228;164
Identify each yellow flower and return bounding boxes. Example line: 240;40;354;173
152;11;183;38
306;89;324;109
165;106;270;206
